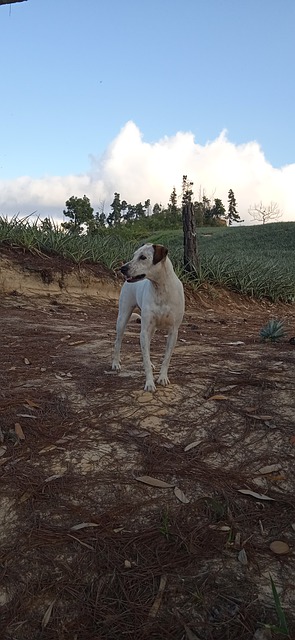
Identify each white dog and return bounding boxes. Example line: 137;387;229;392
112;243;185;392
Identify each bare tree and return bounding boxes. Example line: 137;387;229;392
248;201;282;224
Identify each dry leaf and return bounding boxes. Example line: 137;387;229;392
290;435;295;446
19;490;33;503
0;446;7;457
39;445;58;454
184;440;202;452
148;575;167;619
41;600;55;629
24;399;40;409
238;548;248;565
209;524;231;531
44;474;63;483
258;464;281;475
16;413;37;420
135;476;174;488
71;522;99;531
207;394;230;401
246;414;273;421
174;487;190;504
237;489;274;501
124;560;132;569
69;340;86;346
15;423;25;440
269;540;290;555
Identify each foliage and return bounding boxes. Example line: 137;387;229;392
259;319;288;342
227;189;243;225
61;195;94;234
1;216;295;303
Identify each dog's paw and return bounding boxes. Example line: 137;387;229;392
112;361;121;372
157;374;170;387
144;380;156;393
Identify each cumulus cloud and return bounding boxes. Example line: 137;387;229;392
0;121;294;224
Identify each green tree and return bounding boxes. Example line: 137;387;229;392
107;192;122;227
62;195;94;234
211;198;226;220
182;175;194;206
227;189;242;225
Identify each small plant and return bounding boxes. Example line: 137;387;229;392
259;318;288;342
260;575;290;636
159;509;171;540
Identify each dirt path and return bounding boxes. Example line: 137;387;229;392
1;251;295;640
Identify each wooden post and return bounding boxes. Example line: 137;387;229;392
182;202;199;274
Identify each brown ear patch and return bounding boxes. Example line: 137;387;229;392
152;244;168;265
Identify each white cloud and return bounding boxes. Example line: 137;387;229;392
0;121;294;224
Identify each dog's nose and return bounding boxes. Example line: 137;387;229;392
121;264;129;275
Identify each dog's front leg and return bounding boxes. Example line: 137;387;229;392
140;326;156;392
112;312;131;371
157;329;178;387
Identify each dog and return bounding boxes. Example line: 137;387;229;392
112;243;185;392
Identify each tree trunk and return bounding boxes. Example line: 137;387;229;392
182;202;199;274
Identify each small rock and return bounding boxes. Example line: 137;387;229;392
269;540;290;555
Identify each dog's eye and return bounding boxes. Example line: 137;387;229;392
139;255;147;260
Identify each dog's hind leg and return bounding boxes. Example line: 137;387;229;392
112;296;135;371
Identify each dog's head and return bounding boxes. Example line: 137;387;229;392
121;243;168;283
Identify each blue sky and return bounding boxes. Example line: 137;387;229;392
0;0;295;222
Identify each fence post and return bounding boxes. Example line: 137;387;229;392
182;202;199;274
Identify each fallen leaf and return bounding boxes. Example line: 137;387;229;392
237;489;274;501
39;445;58;454
19;490;33;503
238;548;248;565
69;340;86;346
269;540;290;555
183;623;202;640
41;600;55;629
244;406;259;413
291;524;295;532
290;435;295;446
246;414;273;421
124;560;132;569
0;446;7;457
209;524;231;531
207;394;230;401
136;476;174;488
14;423;25;440
16;414;37;420
25;399;40;409
174;487;190;504
70;522;99;531
44;474;63;483
148;575;167;619
258;464;281;475
184;440;202;452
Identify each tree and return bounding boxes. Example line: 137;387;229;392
227;189;243;225
211;198;226;220
248;201;282;224
62;195;94;234
107;192;122;227
182;175;194;206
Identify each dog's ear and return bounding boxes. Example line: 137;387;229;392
152;244;168;265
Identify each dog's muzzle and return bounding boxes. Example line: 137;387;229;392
120;264;145;283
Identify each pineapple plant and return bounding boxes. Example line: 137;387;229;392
259;318;287;342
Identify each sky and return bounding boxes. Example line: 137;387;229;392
0;0;295;224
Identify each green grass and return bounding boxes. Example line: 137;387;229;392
1;215;295;303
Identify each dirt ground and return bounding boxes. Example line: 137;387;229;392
1;248;295;640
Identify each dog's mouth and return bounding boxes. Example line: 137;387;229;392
126;274;146;283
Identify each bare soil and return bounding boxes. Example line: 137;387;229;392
1;248;295;640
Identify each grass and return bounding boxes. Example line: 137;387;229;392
1;215;295;303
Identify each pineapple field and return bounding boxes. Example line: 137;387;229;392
0;221;295;640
